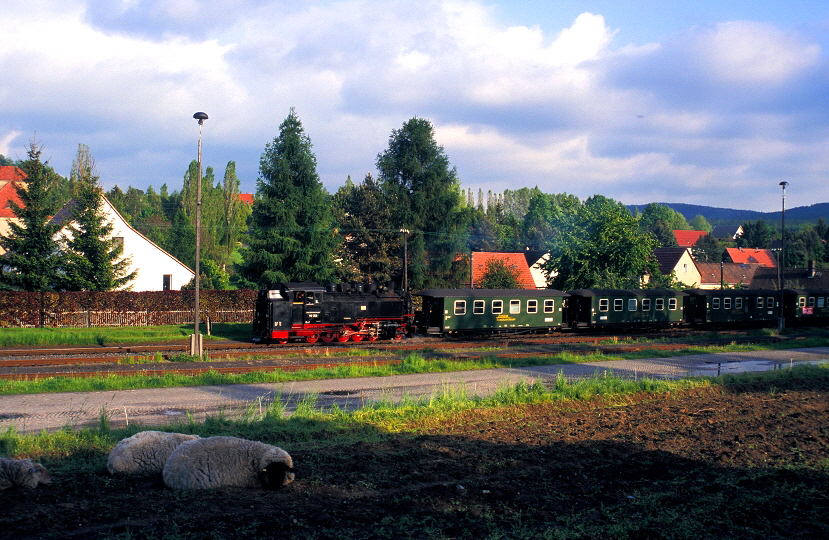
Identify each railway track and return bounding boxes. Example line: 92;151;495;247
0;330;796;381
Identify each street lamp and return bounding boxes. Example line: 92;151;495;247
190;112;208;356
778;181;788;332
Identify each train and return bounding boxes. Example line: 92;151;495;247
253;282;829;343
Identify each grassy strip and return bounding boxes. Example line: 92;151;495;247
0;322;251;347
3;332;829;395
2;363;827;460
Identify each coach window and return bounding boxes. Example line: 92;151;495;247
655;298;665;311
454;300;466;315
473;300;485;315
723;298;732;309
756;297;764;308
642;298;651;311
527;299;538;314
510;299;521;314
492;300;503;314
735;298;743;309
767;297;775;309
613;299;624;311
628;299;637;311
819;297;825;308
668;298;678;310
543;299;555;313
599;299;609;312
799;297;807;308
808;297;816;308
712;298;720;309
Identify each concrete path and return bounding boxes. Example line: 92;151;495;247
1;347;827;435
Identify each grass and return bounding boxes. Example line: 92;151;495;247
0;322;252;347
2;363;826;459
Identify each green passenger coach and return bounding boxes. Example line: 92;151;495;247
414;289;570;335
566;289;687;328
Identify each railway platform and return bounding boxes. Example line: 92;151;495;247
1;347;827;435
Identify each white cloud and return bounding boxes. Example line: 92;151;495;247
0;0;827;212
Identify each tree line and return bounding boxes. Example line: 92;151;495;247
2;110;827;294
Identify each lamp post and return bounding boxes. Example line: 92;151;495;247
190;112;208;356
400;228;410;313
778;181;788;331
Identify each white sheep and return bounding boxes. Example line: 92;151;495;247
0;458;53;490
162;436;296;490
107;430;201;475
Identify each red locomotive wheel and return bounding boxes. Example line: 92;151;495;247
351;334;364;342
306;335;318;344
367;335;378;342
337;336;350;343
320;335;335;343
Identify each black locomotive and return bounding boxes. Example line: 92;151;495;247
253;282;411;343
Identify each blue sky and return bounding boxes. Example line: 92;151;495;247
2;0;828;212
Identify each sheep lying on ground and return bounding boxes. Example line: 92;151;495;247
162;436;296;490
107;430;201;475
0;458;52;490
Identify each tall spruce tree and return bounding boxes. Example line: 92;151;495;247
377;117;470;289
238;108;339;288
61;144;136;291
0;139;65;291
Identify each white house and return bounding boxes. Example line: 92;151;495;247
51;196;194;291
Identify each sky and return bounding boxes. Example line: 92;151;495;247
2;0;828;213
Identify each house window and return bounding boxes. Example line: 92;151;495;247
655;298;665;310
669;298;678;310
723;298;732;309
527;299;538;314
628;299;637;311
613;299;623;311
473;300;485;315
509;299;521;314
599;299;609;312
162;275;172;291
492;300;503;314
642;298;651;311
454;300;466;315
543;299;555;313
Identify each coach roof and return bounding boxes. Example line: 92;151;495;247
416;289;569;298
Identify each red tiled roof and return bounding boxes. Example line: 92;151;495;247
0;181;25;218
696;262;759;286
239;193;253;204
471;252;536;289
0;166;27;182
725;247;777;268
673;230;707;247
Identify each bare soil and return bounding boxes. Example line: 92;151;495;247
3;375;829;540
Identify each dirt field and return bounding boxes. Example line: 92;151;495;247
3;375;829;539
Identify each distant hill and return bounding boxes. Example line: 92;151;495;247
627;202;829;227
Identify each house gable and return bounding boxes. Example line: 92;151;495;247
51;196;195;291
652;247;700;287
